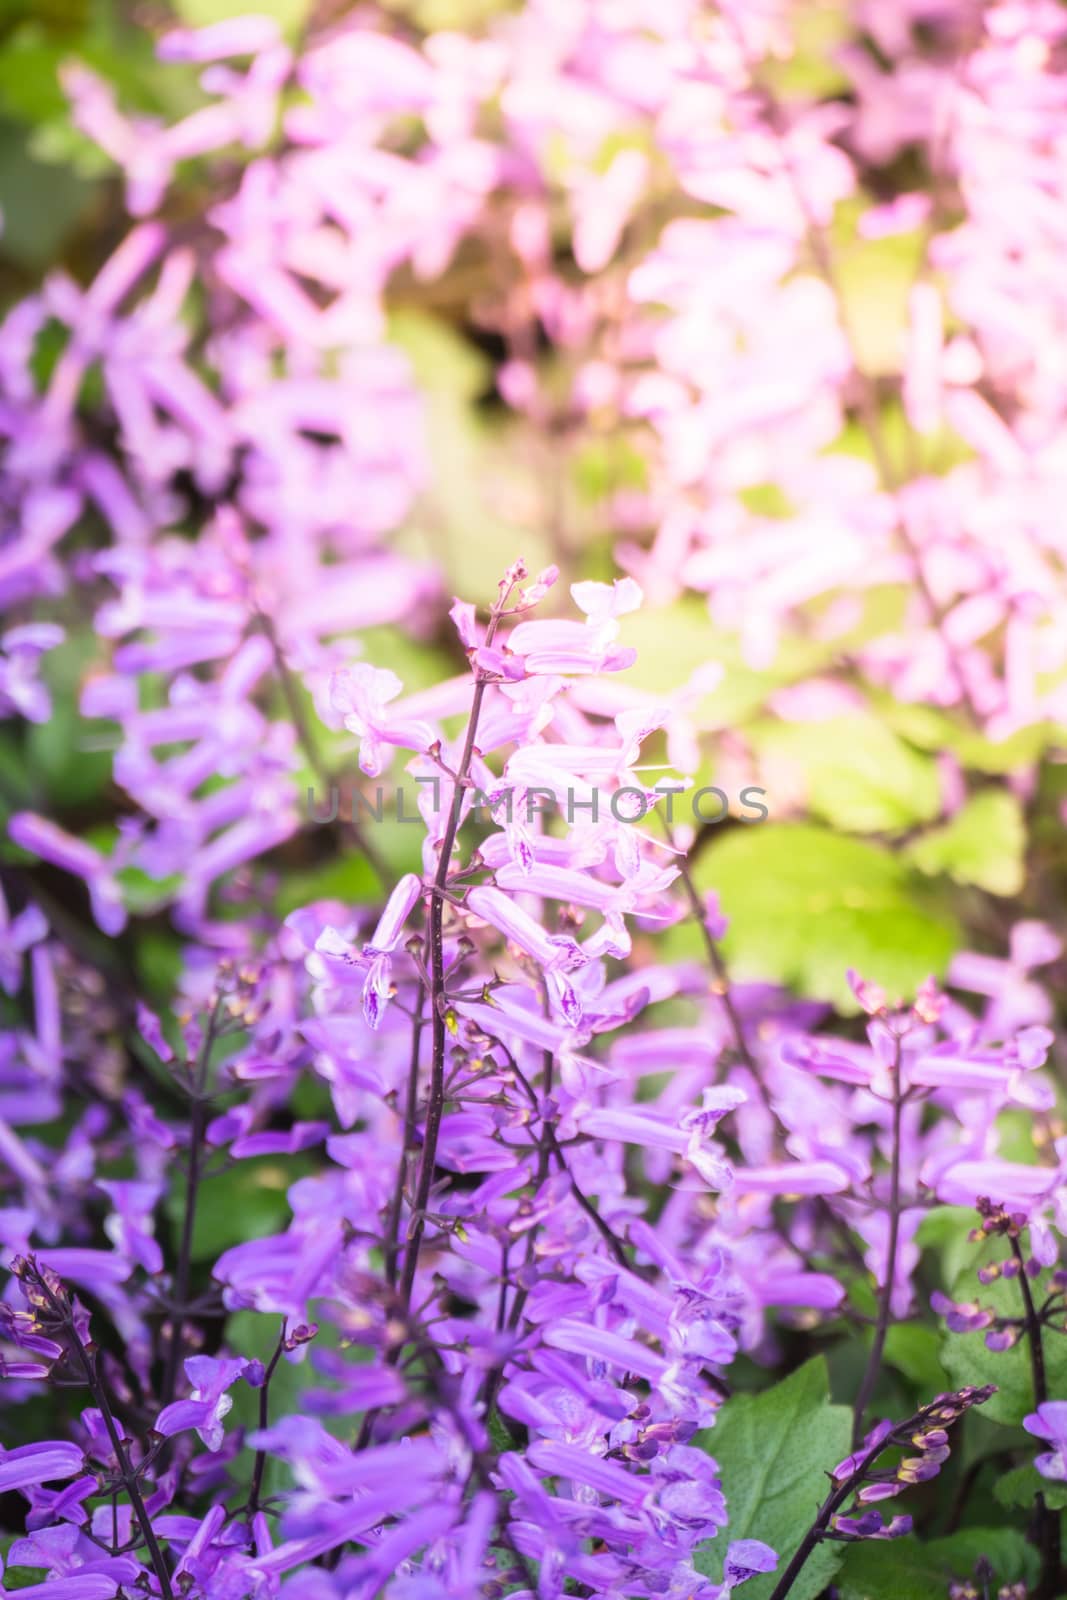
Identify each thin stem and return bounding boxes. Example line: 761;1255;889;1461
385;988;426;1290
411;1329;540;1596
851;1039;904;1447
161;997;222;1410
1011;1233;1061;1600
398;592;509;1312
1013;1236;1049;1403
767;1388;989;1600
766;1449;883;1600
246;1320;288;1520
503;1046;633;1271
31;1268;174;1600
481;1045;557;1425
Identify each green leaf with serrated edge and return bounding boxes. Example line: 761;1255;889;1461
692;824;959;1012
995;1462;1067;1512
693;1357;851;1600
906;790;1026;896
837;1529;1037;1600
938;1261;1067;1427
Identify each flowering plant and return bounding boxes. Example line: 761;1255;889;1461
2;1;1067;1597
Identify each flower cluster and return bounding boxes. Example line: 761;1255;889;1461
2;1;1067;1598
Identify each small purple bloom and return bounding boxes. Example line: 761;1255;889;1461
1024;1401;1067;1481
155;1355;253;1451
0;1442;85;1496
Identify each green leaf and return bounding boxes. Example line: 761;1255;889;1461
829;201;926;377
115;865;183;916
760;0;851;98
882;1323;948;1393
995;1462;1067;1513
388;310;553;605
694;1357;851;1600
134;929;184;1002
837;1529;1037;1600
620;599;832;727
878;698;1056;775
916;1206;986;1292
0;1555;42;1589
169;0;311;40
165;1155;316;1263
274;854;381;917
906;791;1026;896
24;629;112;808
573;436;648;503
938;1266;1067;1427
380;0;514;27
693;824;960;1011
0;117;93;268
750;715;941;834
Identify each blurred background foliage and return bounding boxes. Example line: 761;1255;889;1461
2;0;1065;1022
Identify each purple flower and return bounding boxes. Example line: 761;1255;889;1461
155;1355;253;1451
1024;1402;1067;1481
504;578;643;676
0;624;64;723
931;1292;996;1335
96;1181;165;1275
8;814;126;936
832;1420;894;1481
723;1539;778;1588
0;1581;132;1600
0;1442;84;1496
0;884;47;996
329;664;436;776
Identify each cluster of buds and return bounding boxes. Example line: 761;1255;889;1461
933;1203;1067;1353
1;1257;87;1380
500;557;560;614
208;957;269;1031
828;1387;997;1541
972;1197;1029;1243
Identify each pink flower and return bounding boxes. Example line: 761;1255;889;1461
329;665;436;776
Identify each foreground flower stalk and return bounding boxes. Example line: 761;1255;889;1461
768;1386;997;1600
3;1;1067;1593
13;1258;176;1600
398;567;521;1313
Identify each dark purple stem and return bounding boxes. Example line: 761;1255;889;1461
398;593;509;1311
1011;1233;1061;1600
246;1319;288;1519
852;1038;904;1447
32;1267;174;1600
